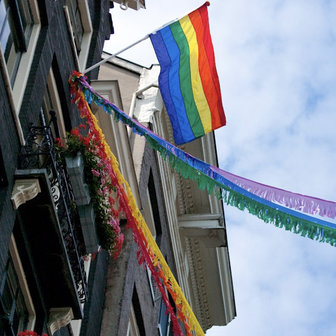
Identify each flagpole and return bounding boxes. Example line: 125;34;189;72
83;18;178;75
83;35;149;74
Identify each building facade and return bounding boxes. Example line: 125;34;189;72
0;1;235;335
92;54;236;335
0;1;114;335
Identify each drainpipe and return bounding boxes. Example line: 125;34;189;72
127;82;159;136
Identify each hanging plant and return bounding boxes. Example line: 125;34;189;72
55;125;124;258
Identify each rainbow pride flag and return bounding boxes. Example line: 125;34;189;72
150;2;226;145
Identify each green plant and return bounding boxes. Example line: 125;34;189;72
55;125;124;257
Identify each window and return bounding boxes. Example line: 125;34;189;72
127;289;145;336
0;257;29;334
66;0;83;54
0;0;34;86
64;0;92;70
25;68;68;170
143;188;156;240
41;69;68;140
0;237;35;335
144;171;164;302
126;305;141;336
147;171;162;244
158;298;170;336
0;0;40;112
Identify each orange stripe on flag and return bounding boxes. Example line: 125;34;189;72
198;4;226;129
188;8;221;130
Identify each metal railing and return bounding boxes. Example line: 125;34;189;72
18;110;88;303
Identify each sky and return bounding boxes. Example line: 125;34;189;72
104;1;336;335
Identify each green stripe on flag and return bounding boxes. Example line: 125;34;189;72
169;21;204;138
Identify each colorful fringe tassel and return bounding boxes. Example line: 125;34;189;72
70;72;336;247
69;73;204;336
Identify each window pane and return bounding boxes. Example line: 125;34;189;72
0;1;13;59
0;0;34;85
42;75;62;139
158;300;169;336
75;7;83;45
12;291;29;333
66;0;83;53
18;0;33;41
1;259;18;324
0;1;10;48
0;257;29;334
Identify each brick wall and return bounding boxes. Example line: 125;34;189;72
0;0;113;332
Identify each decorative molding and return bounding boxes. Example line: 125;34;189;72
163;110;175;144
11;178;41;209
175;166;194;216
180;176;194;214
48;307;74;335
175;173;185;216
185;238;211;330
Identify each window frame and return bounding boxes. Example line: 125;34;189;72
0;0;32;85
0;0;41;113
0;236;36;334
41;68;67;141
63;0;92;71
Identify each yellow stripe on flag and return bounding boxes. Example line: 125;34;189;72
179;15;212;134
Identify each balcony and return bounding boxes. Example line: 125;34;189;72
15;112;88;318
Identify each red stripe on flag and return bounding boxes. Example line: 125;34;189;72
198;4;226;128
188;7;222;130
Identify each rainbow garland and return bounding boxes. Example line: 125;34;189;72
69;73;204;336
70;72;336;247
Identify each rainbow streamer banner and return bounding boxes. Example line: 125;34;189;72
70;72;204;336
149;2;226;145
70;72;336;248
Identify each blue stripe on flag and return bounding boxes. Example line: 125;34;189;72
150;28;194;144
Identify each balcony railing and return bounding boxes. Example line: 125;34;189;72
18;111;88;303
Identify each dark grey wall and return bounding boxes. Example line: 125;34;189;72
0;0;112;334
80;250;110;336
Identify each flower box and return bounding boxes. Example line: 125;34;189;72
65;153;90;205
77;204;99;254
56;126;124;257
65;152;99;253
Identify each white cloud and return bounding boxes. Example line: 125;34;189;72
105;1;336;335
209;0;336;334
